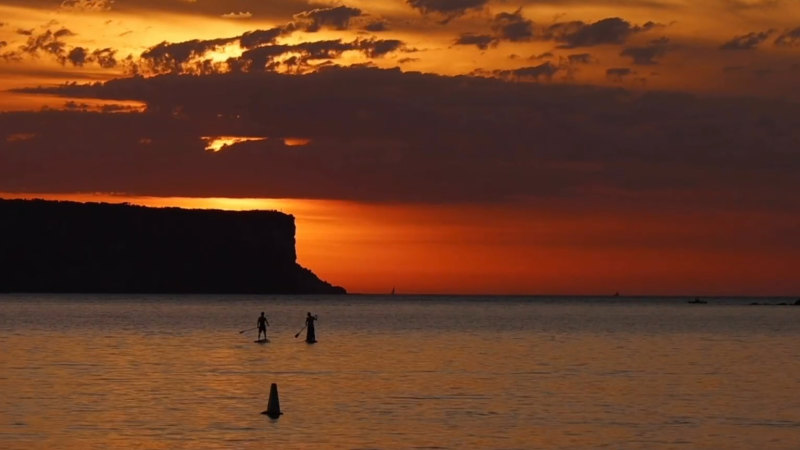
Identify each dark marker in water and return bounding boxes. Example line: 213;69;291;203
262;383;282;418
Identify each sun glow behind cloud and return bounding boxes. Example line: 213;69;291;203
202;136;267;152
283;137;311;146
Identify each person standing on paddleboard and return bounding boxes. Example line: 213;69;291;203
257;312;269;341
305;312;318;343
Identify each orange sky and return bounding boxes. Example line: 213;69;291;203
3;192;797;295
2;1;800;295
2;0;800;105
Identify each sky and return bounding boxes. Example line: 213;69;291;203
1;0;799;295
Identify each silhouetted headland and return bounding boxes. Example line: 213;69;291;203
0;198;346;294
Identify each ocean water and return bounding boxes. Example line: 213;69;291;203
1;295;799;449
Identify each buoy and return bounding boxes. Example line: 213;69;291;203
261;383;282;418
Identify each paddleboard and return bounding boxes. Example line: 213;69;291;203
254;339;270;344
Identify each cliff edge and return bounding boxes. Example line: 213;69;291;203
0;198;346;294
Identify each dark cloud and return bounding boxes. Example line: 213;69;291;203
63;100;90;110
567;53;593;64
232;44;291;72
606;67;632;80
530;52;554;60
620;37;671;65
454;9;533;49
133;10;403;75
233;38;407;73
91;48;118;68
292;6;362;32
5;67;800;214
15;27;75;62
139;37;239;74
454;33;497;50
60;99;138;113
774;26;800;47
495;62;559;81
131;6;371;73
0;51;22;63
240;28;286;49
407;0;488;21
2;25;117;68
491;9;534;42
54;28;73;38
132;21;409;75
359;38;404;58
364;21;389;32
720;30;773;50
0;66;800;221
66;46;88;66
544;18;656;48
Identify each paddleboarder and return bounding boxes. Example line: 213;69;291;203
305;312;318;343
257;312;269;341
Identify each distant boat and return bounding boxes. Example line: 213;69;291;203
613;292;620;297
391;287;395;295
688;298;707;304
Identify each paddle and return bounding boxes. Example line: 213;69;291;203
294;325;306;338
239;326;258;334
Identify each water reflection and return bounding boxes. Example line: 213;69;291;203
0;295;799;448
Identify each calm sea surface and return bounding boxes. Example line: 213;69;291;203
1;295;799;449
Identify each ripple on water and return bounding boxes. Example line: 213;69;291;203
1;295;799;448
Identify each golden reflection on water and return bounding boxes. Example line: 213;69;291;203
1;296;800;449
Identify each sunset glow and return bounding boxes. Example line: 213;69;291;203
202;136;268;152
2;0;800;294
2;192;797;296
283;137;311;147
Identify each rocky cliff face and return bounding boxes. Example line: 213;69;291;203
0;199;346;294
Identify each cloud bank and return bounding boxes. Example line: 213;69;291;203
3;67;799;214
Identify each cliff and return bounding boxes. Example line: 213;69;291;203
0;198;346;294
